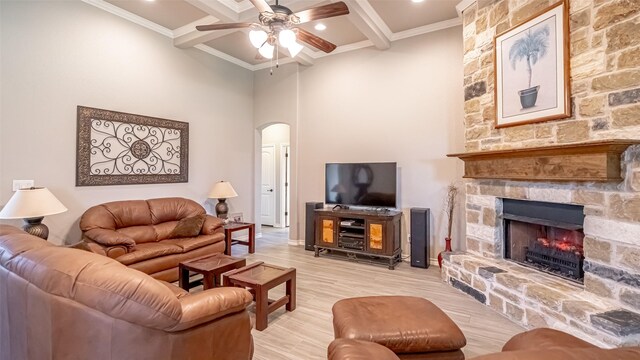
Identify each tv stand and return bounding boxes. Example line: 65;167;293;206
313;208;402;269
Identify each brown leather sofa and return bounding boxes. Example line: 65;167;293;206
80;197;225;282
328;328;640;360
0;225;254;360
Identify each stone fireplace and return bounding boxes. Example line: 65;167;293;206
444;0;640;348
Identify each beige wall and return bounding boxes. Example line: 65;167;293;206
0;1;254;244
296;26;466;260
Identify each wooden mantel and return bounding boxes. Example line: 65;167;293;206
447;140;640;182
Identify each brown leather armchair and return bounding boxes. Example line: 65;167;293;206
328;328;640;360
80;197;225;282
0;225;254;360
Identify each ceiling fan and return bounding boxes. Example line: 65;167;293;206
195;0;350;59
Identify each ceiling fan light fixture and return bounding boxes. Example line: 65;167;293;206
259;42;275;59
288;42;304;57
314;23;326;31
278;29;297;48
249;29;268;49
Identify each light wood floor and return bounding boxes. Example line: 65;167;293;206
227;227;525;360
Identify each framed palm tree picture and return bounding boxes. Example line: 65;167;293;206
494;0;570;128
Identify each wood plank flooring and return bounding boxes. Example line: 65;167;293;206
226;227;525;360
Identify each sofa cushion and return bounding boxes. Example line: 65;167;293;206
117;225;157;244
116;242;183;265
148;197;205;224
161;234;222;252
169;214;206;238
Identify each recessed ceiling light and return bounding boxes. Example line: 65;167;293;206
411;0;425;3
145;0;155;2
315;23;327;31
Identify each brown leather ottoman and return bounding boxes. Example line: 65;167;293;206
332;296;467;360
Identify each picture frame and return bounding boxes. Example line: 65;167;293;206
494;0;570;128
229;213;244;223
76;106;189;186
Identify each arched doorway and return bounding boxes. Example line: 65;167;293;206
260;123;291;229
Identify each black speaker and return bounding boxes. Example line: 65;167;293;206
410;208;430;268
305;202;324;251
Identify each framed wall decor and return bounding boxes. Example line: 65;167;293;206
76;106;189;186
494;0;570;128
229;213;244;223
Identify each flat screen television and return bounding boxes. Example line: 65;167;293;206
325;162;397;208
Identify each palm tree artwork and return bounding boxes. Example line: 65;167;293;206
508;25;550;109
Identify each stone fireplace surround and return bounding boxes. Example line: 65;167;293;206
442;146;640;347
449;0;640;348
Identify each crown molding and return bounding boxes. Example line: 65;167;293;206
81;0;173;38
194;44;256;70
84;0;464;72
391;17;462;42
456;0;476;17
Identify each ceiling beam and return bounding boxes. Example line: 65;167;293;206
342;0;391;50
185;0;239;22
294;50;315;66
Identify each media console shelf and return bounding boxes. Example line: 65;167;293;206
314;208;402;269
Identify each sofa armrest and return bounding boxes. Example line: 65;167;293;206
166;287;253;332
502;328;596;352
83;228;136;250
202;215;224;235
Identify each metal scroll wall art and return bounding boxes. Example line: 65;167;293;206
76;106;189;186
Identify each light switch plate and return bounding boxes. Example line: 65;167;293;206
12;180;34;191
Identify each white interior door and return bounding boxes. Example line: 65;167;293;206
285;145;290;227
261;145;276;226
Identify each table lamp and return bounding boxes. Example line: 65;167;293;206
0;187;68;240
208;181;238;218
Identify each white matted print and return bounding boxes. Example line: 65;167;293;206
494;0;570;128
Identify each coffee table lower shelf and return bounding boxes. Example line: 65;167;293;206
314;245;402;270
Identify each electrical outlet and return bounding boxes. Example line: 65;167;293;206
12;180;34;191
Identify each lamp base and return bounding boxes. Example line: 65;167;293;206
23;217;49;240
215;199;229;219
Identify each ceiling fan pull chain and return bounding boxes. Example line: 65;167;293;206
276;44;280;69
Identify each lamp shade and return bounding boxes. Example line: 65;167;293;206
208;181;238;199
0;187;68;219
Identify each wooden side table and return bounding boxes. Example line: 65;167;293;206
223;261;296;331
179;253;246;291
224;222;255;256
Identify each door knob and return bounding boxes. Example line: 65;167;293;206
268;189;274;192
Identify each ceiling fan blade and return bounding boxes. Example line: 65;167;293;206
296;28;337;53
293;2;349;24
250;0;273;14
196;22;253;31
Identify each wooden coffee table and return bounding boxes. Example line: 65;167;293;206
224;222;256;256
179;253;246;291
223;261;296;331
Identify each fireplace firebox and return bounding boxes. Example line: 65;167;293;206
503;199;585;283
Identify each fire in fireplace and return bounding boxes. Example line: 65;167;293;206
503;199;585;283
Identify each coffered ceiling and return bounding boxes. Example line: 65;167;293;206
87;0;461;70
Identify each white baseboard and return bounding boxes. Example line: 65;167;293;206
288;239;303;246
